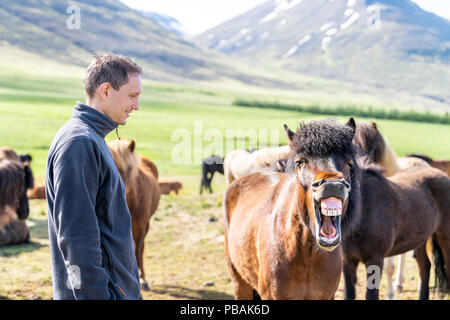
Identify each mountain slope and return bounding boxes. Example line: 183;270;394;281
195;0;450;107
0;0;289;85
139;10;189;39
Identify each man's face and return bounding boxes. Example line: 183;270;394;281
104;73;142;125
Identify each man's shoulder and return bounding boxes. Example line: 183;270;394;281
50;119;100;153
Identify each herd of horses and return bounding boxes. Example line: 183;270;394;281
0;117;449;300
222;118;450;300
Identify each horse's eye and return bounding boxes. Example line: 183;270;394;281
347;160;354;168
295;159;305;168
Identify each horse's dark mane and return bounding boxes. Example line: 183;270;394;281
290;120;355;158
0;160;26;210
407;153;433;164
357;154;386;178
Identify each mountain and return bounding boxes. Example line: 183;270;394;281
195;0;450;107
0;0;284;85
139;10;190;39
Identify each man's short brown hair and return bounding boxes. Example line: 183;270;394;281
84;54;143;98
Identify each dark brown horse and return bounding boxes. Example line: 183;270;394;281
108;139;160;291
0;159;33;246
342;156;450;299
347;118;450;300
407;154;450;177
223;120;361;299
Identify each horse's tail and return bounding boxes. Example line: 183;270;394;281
432;238;450;298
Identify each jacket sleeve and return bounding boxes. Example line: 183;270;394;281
50;137;112;300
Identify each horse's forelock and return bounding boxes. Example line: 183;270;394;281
108;140;139;179
291;120;355;158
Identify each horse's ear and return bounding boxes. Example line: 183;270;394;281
345;117;356;132
23;163;34;190
371;120;378;130
20;154;32;163
129;139;136;153
284;124;295;143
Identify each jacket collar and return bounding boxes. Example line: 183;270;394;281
73;102;118;138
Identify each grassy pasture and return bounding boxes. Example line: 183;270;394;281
0;60;449;300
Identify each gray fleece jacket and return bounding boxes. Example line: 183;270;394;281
45;102;140;300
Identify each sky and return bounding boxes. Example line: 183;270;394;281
120;0;450;35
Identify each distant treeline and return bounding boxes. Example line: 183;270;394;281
232;99;450;125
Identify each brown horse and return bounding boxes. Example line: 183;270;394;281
223;120;361;299
0;159;33;246
27;184;46;200
407;154;450;177
158;181;182;195
108;139;160;291
342;150;450;300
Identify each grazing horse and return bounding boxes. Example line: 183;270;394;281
407;154;450;177
200;155;224;194
224;145;290;184
159;181;183;195
0;159;33;246
223;120;361;299
108;139;160;291
342;154;450;300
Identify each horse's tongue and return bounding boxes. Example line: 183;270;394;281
320;197;342;212
320;216;337;238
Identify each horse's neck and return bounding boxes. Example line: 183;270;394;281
271;176;311;261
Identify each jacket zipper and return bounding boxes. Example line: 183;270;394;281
100;240;126;297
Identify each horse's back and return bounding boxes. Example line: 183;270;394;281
139;155;158;180
224;150;251;183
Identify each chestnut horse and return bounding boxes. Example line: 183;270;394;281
223;120;361;299
342;152;450;300
108;139;160;291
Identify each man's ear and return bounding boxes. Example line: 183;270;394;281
98;82;111;100
129;139;136;153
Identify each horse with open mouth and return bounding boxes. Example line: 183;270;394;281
223;120;361;299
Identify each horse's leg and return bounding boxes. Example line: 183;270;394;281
394;252;407;294
343;258;359;300
364;256;384;300
414;243;430;300
384;256;396;300
200;174;206;194
134;223;150;291
224;241;253;300
434;236;450;294
208;172;214;193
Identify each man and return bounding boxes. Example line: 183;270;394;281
45;54;142;299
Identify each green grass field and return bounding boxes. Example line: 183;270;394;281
0;57;449;300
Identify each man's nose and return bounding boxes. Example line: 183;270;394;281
132;100;139;111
